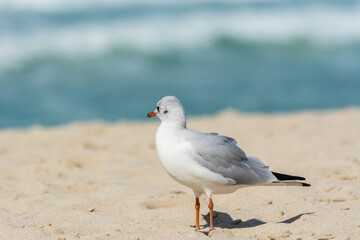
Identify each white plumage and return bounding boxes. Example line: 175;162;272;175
147;96;309;232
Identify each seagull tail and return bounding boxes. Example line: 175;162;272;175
270;181;311;187
271;171;311;187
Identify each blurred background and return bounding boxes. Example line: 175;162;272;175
0;0;359;128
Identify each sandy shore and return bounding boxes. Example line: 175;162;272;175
0;108;359;240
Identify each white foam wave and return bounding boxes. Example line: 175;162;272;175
1;6;360;70
0;0;263;12
0;0;148;12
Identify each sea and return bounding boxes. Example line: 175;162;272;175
0;0;359;128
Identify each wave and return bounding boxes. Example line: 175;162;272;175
1;2;360;70
0;0;321;12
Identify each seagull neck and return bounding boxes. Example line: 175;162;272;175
160;120;187;131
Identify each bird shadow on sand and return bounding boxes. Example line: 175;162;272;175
277;212;314;224
194;211;314;230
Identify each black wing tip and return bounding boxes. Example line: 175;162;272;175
272;171;306;181
302;183;311;187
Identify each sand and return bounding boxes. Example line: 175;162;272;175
0;108;359;240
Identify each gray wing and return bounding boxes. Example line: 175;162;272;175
186;130;277;185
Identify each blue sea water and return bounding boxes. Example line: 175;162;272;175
0;0;360;128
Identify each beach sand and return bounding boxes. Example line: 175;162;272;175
0;108;359;240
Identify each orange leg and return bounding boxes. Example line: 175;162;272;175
208;198;214;231
195;197;200;231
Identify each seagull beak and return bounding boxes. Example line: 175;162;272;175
147;111;157;118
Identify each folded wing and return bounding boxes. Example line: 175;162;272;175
186;131;278;185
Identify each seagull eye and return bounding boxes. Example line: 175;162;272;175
157;106;160;112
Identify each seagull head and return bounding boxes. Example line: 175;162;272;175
147;96;186;126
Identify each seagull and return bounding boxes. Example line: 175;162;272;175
147;96;310;232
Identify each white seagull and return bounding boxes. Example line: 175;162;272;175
147;96;310;232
